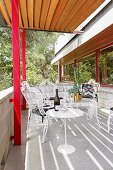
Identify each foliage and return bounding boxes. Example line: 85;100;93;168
26;31;59;85
99;51;113;84
65;57;96;86
49;65;58;83
0;28;59;91
78;57;96;83
68;84;81;94
64;64;74;81
0;28;12;90
1;27;113;92
68;57;96;94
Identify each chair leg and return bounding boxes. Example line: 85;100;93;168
107;114;112;134
41;120;48;143
26;109;32;134
96;112;100;129
60;118;64;128
107;121;110;134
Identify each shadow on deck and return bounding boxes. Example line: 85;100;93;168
4;109;113;170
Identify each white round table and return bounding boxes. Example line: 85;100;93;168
46;108;84;154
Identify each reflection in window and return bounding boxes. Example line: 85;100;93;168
64;64;74;82
99;46;113;84
78;55;96;83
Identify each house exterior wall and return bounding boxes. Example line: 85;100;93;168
98;87;113;109
52;1;113;64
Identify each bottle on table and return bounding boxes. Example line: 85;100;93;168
54;89;60;111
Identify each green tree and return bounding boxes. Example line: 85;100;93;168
26;31;59;85
0;28;59;90
0;28;12;90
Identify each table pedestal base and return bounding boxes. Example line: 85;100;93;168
57;144;75;154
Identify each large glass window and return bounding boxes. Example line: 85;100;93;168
62;45;113;86
63;55;96;83
99;46;113;85
64;64;74;82
78;55;96;83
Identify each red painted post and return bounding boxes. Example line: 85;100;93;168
74;59;77;67
22;30;26;110
96;50;100;82
12;0;21;145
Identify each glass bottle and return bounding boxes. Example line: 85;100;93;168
54;89;60;111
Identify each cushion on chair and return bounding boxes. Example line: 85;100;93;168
82;83;94;99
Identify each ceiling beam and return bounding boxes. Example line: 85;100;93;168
40;0;51;29
19;9;23;28
0;0;11;26
34;0;42;29
19;0;28;28
45;0;59;30
3;0;23;28
65;0;96;31
70;0;104;32
4;0;11;19
50;0;68;30
59;0;86;31
27;0;34;28
55;0;78;30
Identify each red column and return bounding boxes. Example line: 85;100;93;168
74;59;77;67
22;30;26;110
96;50;100;82
12;0;21;145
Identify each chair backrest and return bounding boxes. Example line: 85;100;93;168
21;81;30;90
82;83;95;99
21;82;43;109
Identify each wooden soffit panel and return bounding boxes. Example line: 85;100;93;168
62;24;113;64
0;0;104;32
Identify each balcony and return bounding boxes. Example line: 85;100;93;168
1;86;113;170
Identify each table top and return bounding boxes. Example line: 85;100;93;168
76;99;97;107
46;108;84;119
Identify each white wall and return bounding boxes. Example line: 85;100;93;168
98;87;113;109
55;33;75;54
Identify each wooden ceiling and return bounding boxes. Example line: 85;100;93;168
0;0;104;33
61;24;113;64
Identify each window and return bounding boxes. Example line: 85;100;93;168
99;46;113;85
78;55;96;83
64;64;74;82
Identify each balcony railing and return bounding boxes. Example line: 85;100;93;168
0;87;14;169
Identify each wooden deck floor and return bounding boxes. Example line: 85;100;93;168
4;109;113;170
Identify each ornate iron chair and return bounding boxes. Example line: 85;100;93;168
21;81;48;143
80;83;100;127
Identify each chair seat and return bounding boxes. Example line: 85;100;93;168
43;105;54;112
99;108;110;115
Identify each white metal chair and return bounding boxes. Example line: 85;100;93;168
87;99;100;127
21;82;48;143
98;100;113;134
79;83;100;128
106;102;113;134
